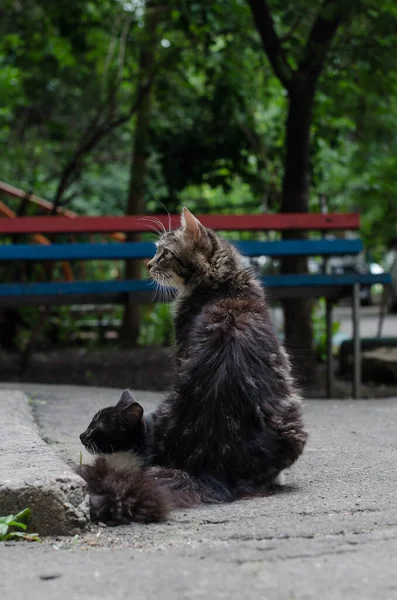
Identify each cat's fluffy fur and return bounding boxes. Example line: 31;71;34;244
78;208;308;523
78;458;170;523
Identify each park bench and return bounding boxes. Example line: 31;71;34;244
0;213;391;398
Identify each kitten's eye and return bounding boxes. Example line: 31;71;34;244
158;248;169;261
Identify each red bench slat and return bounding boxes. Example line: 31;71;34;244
0;213;360;235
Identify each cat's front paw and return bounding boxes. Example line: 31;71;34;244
273;471;286;486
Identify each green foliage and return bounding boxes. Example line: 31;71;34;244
312;299;341;362
2;0;397;239
12;304;124;352
0;508;40;542
138;303;174;347
2;0;397;354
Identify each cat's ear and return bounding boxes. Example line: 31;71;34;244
116;389;136;410
117;390;143;423
126;402;144;423
180;207;204;243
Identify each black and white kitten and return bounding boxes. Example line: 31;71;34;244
78;208;308;523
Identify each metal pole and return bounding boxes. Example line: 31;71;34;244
326;297;333;398
377;284;389;338
352;284;361;399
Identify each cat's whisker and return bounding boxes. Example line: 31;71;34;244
94;447;106;458
150;281;160;303
146;230;161;242
154;198;172;232
149;277;166;303
155;273;174;304
138;216;164;237
139;217;160;233
139;216;166;236
138;217;163;238
138;215;161;227
87;401;103;416
158;285;168;304
157;281;167;303
163;275;176;303
155;216;168;235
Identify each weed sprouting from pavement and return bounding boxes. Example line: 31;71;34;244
0;508;41;542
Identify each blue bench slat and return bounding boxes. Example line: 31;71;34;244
0;280;154;297
0;242;155;261
0;239;363;261
0;273;390;298
240;239;363;257
261;273;391;287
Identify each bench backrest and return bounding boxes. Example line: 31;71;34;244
0;213;360;235
0;213;391;307
0;214;362;263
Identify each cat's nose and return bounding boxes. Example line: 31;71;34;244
80;432;87;444
147;260;154;271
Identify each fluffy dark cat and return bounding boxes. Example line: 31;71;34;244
78;207;308;523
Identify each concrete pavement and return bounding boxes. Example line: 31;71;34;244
0;389;89;535
1;383;397;599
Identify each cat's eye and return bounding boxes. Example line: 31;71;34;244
167;249;182;264
158;248;169;261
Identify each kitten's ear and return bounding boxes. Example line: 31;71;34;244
126;402;144;423
116;389;136;410
180;207;204;243
117;390;143;423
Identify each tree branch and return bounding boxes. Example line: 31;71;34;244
247;0;293;90
298;0;344;84
51;68;158;213
280;15;301;43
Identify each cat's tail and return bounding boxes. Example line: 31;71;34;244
77;459;231;524
77;458;170;523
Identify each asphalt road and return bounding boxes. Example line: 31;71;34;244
1;384;397;600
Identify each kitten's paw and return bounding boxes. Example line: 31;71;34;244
274;471;286;486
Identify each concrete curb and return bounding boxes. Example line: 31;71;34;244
0;390;90;536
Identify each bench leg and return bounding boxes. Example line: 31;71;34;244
326;297;333;399
352;283;361;399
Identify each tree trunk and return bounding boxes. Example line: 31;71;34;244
281;82;316;383
120;10;158;346
0;308;22;351
246;0;344;383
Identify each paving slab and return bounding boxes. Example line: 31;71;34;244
0;389;89;535
0;384;396;600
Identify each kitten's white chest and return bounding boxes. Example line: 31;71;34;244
105;451;141;473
